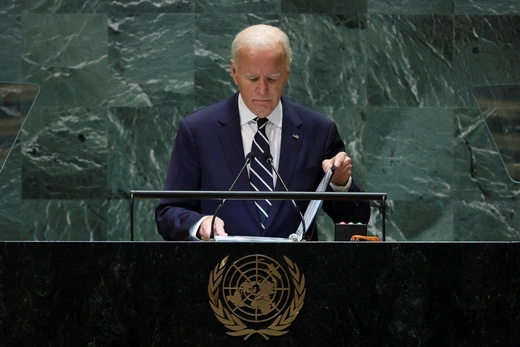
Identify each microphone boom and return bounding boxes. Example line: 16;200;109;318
209;152;255;240
263;151;306;241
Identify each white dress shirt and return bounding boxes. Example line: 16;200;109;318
238;93;282;187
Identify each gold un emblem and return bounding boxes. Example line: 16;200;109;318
208;254;306;340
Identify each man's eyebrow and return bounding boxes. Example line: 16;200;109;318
244;73;281;78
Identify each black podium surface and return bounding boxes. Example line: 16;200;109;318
1;241;519;346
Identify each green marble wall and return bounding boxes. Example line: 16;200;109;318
0;0;518;241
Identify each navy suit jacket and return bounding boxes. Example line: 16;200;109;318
155;93;370;240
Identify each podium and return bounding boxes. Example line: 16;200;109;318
1;241;518;345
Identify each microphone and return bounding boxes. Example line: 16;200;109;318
262;151;306;241
210;152;255;240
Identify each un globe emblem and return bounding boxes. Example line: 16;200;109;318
208;254;306;340
223;255;291;322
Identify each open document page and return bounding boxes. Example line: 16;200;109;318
214;166;336;242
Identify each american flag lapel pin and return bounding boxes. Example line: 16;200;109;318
292;134;299;139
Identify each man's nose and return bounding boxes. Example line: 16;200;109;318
257;79;268;95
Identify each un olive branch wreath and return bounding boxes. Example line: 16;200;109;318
208;255;306;340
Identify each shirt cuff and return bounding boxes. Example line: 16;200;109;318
189;216;207;239
329;176;352;192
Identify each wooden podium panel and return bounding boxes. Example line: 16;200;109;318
1;241;519;346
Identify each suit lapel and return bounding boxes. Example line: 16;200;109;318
277;101;303;190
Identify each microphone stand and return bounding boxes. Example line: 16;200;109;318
263;152;306;241
209;152;255;240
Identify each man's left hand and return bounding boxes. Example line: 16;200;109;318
322;151;352;186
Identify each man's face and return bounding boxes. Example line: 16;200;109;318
230;45;290;119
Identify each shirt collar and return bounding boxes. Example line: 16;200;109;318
238;93;283;128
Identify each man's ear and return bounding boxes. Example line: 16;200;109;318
230;59;238;84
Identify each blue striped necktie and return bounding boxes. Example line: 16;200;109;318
249;117;273;229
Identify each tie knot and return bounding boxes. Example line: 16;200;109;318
256;117;268;127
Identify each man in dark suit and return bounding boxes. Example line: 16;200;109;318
156;24;370;241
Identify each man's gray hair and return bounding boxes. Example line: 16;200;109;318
231;24;292;69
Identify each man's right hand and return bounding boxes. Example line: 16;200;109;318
198;215;228;241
